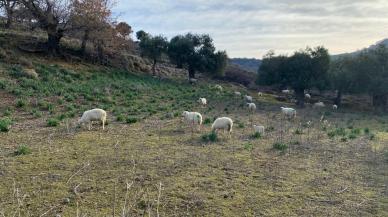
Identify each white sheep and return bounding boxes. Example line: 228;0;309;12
189;78;198;84
211;117;233;137
333;104;338;110
313;101;325;109
245;95;253;102
235;91;241;96
198;98;207;106
305;93;311;99
253;125;265;135
247;103;257;112
281;107;296;119
182;111;203;130
78;108;107;130
214;85;223;91
258;92;263;97
282;89;291;94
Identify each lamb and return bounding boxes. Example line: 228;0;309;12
281;107;296;119
235;91;241;96
313;101;325;109
305;93;311;99
198;98;207;106
253;125;265;135
245;95;253;102
247;103;257;112
258;92;263;97
214;85;223;91
211;117;233;137
182;111;203;130
78;108;107;130
333;104;338;110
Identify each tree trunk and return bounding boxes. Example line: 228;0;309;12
81;30;89;56
47;26;63;56
152;59;157;76
334;90;342;106
188;65;195;79
295;89;305;108
372;94;387;112
5;10;13;29
96;40;105;64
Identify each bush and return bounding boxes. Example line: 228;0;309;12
273;142;288;152
117;114;125;122
244;143;254;151
252;132;262;139
14;145;31;156
16;99;27;108
364;128;370;134
294;129;303;135
47;118;59;127
203;118;212;125
126;116;138;124
201;131;218;142
0;118;12;132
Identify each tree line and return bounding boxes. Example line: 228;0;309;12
257;45;388;111
0;0;228;79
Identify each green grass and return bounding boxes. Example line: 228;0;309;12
46;118;59;127
14;145;31;156
201;131;218;142
273;142;288;152
0;118;12;132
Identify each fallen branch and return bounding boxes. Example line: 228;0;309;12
66;162;90;184
336;186;348;194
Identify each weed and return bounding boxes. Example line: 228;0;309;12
340;137;348;142
0;118;12;132
273;142;288;152
16;99;27;108
47;118;59;127
117;114;125;122
126;116;138;124
364;128;370;134
202;131;218;142
14;145;31;156
203;118;212;125
244;143;254;151
294;129;303;135
252;132;262;139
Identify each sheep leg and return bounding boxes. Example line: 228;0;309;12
88;122;91;131
102;120;105;130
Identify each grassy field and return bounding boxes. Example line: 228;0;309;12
0;58;388;216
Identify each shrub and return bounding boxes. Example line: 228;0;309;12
252;132;262;139
273;142;288;152
237;122;245;129
126;116;138;124
0;118;12;132
364;128;370;135
351;128;361;135
294;129;303;135
117;114;125;122
14;145;31;156
201;131;218;142
348;133;357;140
16;99;27;108
47;118;59;127
203;118;212;125
340;137;348;142
244;143;254;151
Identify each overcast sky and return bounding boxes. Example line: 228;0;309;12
114;0;388;58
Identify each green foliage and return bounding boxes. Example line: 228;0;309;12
168;33;228;78
126;116;138;124
244;143;254;151
294;129;303;135
257;47;330;105
14;145;31;156
328;127;347;138
273;142;288;152
116;114;125;122
364;128;370;134
16;99;27;108
0;118;12;132
139;34;168;73
203;118;212;125
201;131;218;142
252;132;262;139
47;118;59;127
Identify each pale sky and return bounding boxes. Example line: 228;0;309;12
114;0;388;58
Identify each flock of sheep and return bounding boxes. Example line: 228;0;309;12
77;86;338;140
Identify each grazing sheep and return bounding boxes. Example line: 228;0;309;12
189;78;198;84
305;93;311;99
245;95;253;102
78;108;107;130
198;98;207;106
281;107;296;119
182;111;203;130
333;104;338;110
214;85;223;91
258;92;263;97
235;91;241;96
253;125;265;135
313;101;325;109
211;117;233;137
282;89;291;94
247;103;257;112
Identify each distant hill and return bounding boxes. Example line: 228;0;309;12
229;58;261;73
333;38;388;59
